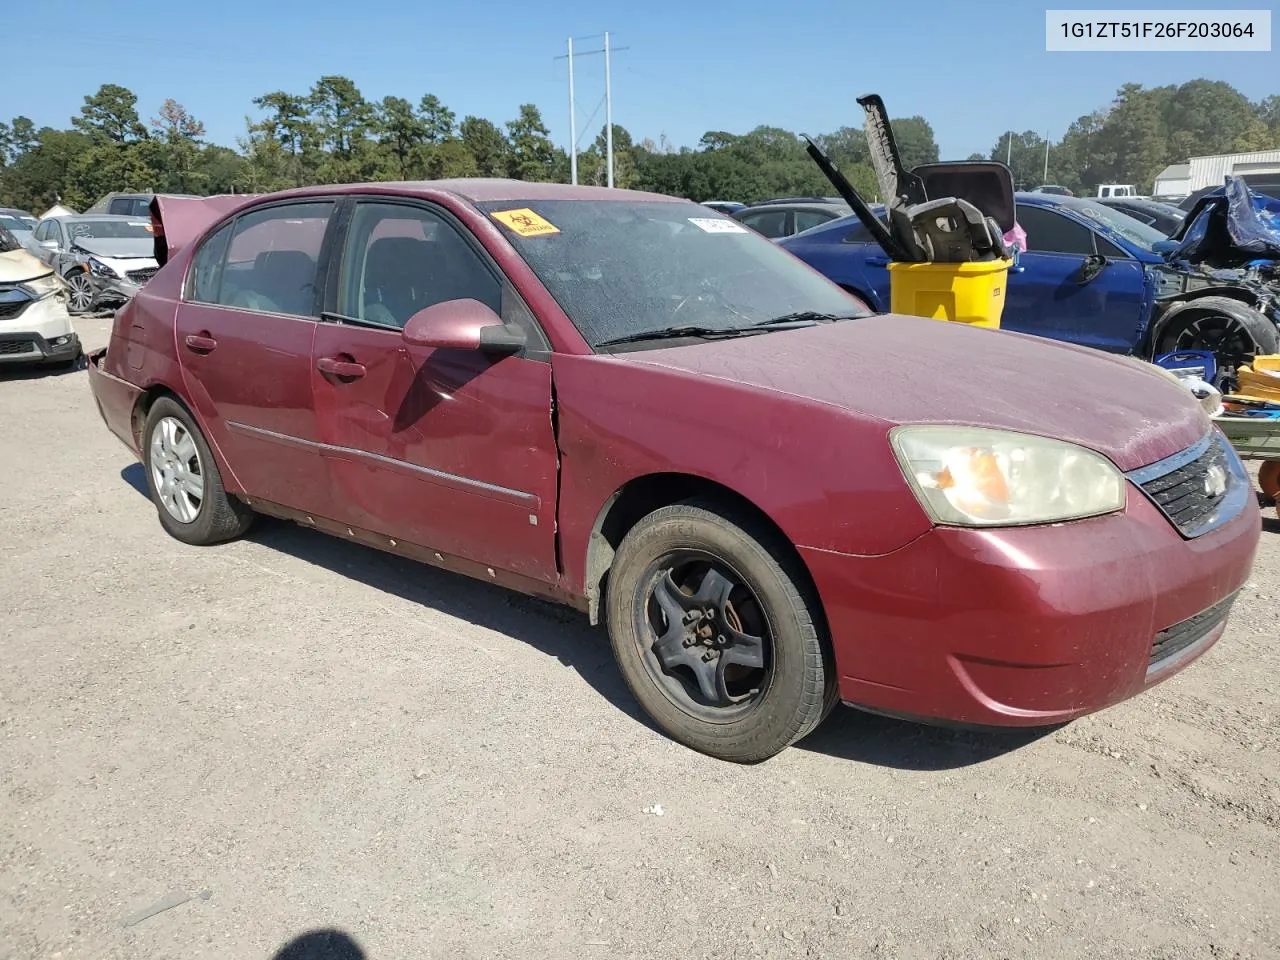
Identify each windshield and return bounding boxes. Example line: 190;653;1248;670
1061;198;1167;252
0;215;32;233
477;199;866;348
66;218;154;240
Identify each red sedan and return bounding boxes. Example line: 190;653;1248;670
87;180;1261;763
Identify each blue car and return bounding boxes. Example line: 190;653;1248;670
781;192;1280;380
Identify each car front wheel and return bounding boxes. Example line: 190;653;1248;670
64;270;94;314
143;397;254;545
606;500;836;763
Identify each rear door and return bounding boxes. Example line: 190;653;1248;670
1004;204;1146;352
173;200;337;516
310;198;559;581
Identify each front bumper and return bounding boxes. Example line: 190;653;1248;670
802;441;1262;727
0;293;81;365
87;275;143;308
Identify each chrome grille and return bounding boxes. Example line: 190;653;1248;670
126;267;158;285
1127;431;1247;538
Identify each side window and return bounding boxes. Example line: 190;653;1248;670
212;202;332;316
187;221;235;304
1096;235;1127;259
337;202;502;330
842;223;874;244
1015;205;1097;256
33;221;47;241
794;210;833;233
740;210;790;239
108;198;131;215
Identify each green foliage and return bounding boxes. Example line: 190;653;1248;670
1;76;1275;216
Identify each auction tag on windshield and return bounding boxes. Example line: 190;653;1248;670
688;217;747;233
490;208;560;237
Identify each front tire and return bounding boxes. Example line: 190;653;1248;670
605;500;835;763
1155;297;1280;390
63;270;94;315
142;397;253;545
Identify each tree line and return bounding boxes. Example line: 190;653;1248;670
0;77;1276;214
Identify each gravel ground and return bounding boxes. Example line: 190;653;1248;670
2;315;1278;960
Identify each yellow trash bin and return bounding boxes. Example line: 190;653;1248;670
886;258;1012;329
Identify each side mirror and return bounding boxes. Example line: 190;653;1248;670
402;298;526;354
1152;238;1178;256
1076;254;1107;284
40;239;58;249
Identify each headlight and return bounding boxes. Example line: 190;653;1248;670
890;425;1126;527
88;257;118;279
17;272;65;300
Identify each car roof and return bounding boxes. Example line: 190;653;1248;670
248;179;687;205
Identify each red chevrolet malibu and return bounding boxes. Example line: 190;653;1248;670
86;180;1261;763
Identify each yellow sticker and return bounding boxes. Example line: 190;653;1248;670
490;208;560;237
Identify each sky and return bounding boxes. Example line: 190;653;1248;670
7;0;1278;160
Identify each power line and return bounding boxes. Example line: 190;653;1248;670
553;33;629;185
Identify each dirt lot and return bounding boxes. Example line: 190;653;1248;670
2;315;1279;960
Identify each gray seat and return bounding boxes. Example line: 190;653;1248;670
252;250;317;316
360;237;438;327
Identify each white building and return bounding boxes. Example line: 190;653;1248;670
1186;149;1280;192
1153;163;1191;197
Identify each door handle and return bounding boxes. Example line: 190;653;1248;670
317;356;367;380
866;256;890;267
184;334;218;353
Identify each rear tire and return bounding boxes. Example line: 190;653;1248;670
605;499;835;763
142;397;253;545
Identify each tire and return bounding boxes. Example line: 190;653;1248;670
605;499;835;763
1155;296;1280;388
142;397;253;545
63;270;94;315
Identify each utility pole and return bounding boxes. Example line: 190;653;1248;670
604;31;614;188
567;37;577;185
1006;131;1012;167
1043;130;1050;182
554;35;629;187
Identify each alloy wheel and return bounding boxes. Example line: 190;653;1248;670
150;416;205;523
65;272;93;313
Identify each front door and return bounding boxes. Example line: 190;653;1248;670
173;199;336;517
311;199;559;582
1004;204;1147;353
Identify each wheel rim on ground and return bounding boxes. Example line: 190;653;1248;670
633;549;773;723
150;416;205;523
66;273;93;313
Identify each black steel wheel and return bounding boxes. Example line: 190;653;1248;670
606;500;835;763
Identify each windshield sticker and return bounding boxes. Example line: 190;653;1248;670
129;221;154;232
490;208;560;237
688;217;747;234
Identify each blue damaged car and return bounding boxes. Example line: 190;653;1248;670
781;191;1280;388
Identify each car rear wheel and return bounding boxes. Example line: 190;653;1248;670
143;397;253;545
605;500;835;763
64;270;93;314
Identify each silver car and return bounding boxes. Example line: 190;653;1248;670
30;214;159;314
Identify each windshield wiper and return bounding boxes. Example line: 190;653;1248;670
596;325;772;347
754;310;859;326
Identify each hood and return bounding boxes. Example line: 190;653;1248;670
0;247;55;284
621;315;1209;472
72;237;154;259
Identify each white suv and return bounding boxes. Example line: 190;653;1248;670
0;225;80;368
